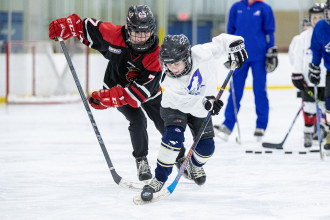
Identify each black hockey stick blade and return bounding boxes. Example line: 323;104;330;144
262;142;284;149
58;38;144;191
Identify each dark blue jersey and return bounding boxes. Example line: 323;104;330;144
227;0;275;61
311;19;330;71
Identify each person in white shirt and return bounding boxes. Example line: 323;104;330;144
140;34;248;201
289;3;327;148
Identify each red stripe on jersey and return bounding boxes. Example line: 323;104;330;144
142;47;162;72
99;23;125;47
130;85;147;102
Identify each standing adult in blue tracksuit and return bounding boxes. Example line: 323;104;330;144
308;1;330;153
218;0;277;138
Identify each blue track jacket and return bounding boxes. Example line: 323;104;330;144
227;0;275;61
311;19;330;71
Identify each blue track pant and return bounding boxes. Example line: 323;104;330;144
223;60;269;131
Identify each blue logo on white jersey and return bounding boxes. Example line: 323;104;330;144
187;68;204;95
108;46;121;54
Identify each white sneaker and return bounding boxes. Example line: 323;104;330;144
254;128;265;142
214;125;231;141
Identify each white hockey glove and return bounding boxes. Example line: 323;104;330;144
226;39;248;69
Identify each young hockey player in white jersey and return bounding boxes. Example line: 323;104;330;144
140;34;248;201
290;3;327;148
288;17;312;65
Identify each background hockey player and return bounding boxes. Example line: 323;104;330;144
215;0;277;140
288;17;312;66
140;34;248;201
48;5;185;182
290;3;327;148
308;0;330;155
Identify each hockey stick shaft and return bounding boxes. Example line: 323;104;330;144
262;105;303;149
230;78;241;144
313;85;324;160
167;62;237;193
58;38;143;190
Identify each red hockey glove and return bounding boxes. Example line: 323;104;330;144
49;14;83;41
89;86;128;110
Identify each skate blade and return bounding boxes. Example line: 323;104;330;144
255;136;263;142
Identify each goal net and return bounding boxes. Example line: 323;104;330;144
6;40;89;104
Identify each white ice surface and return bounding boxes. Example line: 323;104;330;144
1;88;330;220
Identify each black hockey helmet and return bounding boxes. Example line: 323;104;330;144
126;5;157;53
325;0;330;25
308;3;325;24
159;34;192;78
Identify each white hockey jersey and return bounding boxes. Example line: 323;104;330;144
161;33;243;118
289;28;326;87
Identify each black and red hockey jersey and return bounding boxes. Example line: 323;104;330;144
77;17;162;107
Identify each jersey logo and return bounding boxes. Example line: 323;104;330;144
126;67;141;82
108;46;121;54
325;42;330;53
186;68;204;95
253;10;261;16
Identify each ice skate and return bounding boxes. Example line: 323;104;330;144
313;123;328;141
136;156;152;182
141;177;164;201
214;124;231;141
323;130;330;156
304;132;313;148
186;159;206;186
254;128;264;141
175;156;191;180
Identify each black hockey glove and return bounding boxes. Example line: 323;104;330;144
265;47;278;73
308;63;321;85
203;96;223;115
228;39;248;69
291;73;306;90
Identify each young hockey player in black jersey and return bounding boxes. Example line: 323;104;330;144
140;34;248;201
48;5;185;182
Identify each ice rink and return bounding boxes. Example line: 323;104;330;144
1;87;330;220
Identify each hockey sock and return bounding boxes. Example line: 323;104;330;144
155;126;185;182
191;138;215;167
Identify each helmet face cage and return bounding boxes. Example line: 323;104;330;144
161;53;192;78
309;3;325;25
126;5;156;53
325;3;330;25
159;34;192;78
302;17;312;30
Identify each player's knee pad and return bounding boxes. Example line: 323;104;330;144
157;126;184;168
192;138;215;167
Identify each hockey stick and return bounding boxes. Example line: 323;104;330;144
262;105;303;149
133;61;238;205
230;78;241;144
313;84;324;160
58;38;144;191
262;84;323;150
